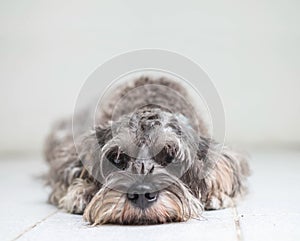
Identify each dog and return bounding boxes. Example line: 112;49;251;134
44;76;249;225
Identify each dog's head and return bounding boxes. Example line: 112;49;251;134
80;106;216;225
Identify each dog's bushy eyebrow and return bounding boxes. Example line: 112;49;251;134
165;122;182;136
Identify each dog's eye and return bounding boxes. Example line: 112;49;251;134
106;150;129;170
154;148;174;166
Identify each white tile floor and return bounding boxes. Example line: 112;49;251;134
0;150;299;241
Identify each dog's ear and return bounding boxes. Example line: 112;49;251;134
78;125;112;181
185;136;250;204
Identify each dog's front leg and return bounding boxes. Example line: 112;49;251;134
59;178;98;214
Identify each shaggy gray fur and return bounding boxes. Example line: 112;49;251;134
44;77;249;225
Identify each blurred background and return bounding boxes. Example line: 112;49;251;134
0;0;299;156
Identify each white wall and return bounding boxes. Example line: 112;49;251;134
0;0;299;154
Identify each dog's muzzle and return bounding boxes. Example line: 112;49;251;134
127;183;159;209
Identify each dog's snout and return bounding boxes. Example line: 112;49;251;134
127;184;158;209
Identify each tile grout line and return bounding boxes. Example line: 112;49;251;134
11;210;59;241
232;207;243;241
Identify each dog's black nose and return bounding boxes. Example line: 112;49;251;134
127;184;158;209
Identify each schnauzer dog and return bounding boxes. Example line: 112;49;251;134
44;77;249;225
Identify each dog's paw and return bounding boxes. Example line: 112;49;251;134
59;179;96;214
204;193;234;210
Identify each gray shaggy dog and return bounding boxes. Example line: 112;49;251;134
44;77;249;225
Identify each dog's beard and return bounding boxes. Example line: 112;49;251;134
83;169;203;225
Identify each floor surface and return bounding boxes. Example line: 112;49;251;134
0;150;299;241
